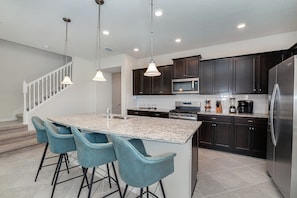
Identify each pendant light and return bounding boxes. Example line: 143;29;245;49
61;17;74;85
144;0;161;77
92;0;106;81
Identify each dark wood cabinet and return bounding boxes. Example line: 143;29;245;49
233;117;267;158
133;65;173;95
127;109;169;118
213;58;233;94
173;56;200;79
254;51;283;94
133;68;152;95
199;58;232;94
198;115;233;151
199;114;267;158
233;55;255;94
152;65;173;95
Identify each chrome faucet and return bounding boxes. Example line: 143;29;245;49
106;108;111;118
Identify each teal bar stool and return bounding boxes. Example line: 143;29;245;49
110;135;176;198
31;116;70;182
44;121;78;198
71;127;122;198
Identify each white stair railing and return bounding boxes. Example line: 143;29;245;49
23;62;73;123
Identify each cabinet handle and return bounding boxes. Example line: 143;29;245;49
259;88;262;92
134;112;139;115
211;117;216;120
139;92;143;94
212;123;217;127
248;120;253;123
155;113;160;116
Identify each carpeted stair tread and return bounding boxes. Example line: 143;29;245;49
0;130;36;145
0;137;38;154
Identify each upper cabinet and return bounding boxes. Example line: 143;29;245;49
200;51;285;95
173;56;201;79
200;58;232;94
133;68;152;95
133;65;173;95
233;55;255;94
152;65;173;95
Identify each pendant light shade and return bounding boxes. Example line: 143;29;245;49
144;60;161;77
92;69;106;81
93;0;106;82
61;17;73;85
61;76;74;85
144;0;161;77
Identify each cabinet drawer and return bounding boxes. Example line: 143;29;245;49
234;117;267;125
198;115;233;123
148;112;169;118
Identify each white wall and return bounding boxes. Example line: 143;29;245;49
0;39;65;121
28;57;96;129
127;31;297;114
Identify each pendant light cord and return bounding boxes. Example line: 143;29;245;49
150;0;154;62
96;4;101;70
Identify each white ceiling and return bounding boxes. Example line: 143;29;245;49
1;0;297;60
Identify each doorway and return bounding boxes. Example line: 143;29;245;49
112;72;121;114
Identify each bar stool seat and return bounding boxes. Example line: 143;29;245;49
110;135;176;198
44;121;78;198
31;116;70;182
71;127;122;198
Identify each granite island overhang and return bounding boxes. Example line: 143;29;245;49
48;113;202;198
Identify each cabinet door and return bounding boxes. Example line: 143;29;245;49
233;124;250;152
199;60;214;94
173;59;185;79
233;56;255;94
133;69;152;95
213;58;232;94
199;122;213;148
185;56;199;78
251;124;267;157
214;122;233;150
152;65;173;94
255;52;282;94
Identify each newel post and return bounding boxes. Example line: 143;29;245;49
23;81;28;124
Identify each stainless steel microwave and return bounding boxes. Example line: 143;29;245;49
172;78;199;94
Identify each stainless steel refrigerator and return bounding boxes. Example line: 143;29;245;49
267;55;297;198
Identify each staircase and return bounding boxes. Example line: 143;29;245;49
0;120;38;156
22;62;73;124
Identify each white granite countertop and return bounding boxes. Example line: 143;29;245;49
48;113;201;144
198;111;268;118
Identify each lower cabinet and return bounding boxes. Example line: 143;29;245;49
198;114;267;158
198;115;233;151
127;110;169;118
233;117;267;158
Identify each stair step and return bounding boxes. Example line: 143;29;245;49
0;136;38;155
0;130;36;145
0;121;28;135
15;114;23;122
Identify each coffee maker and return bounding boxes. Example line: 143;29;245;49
237;100;253;113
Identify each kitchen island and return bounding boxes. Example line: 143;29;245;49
48;113;201;198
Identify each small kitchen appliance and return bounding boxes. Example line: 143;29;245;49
229;98;236;113
237;100;253;113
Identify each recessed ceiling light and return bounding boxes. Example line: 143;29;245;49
133;48;139;52
175;38;182;43
154;9;163;17
237;23;246;29
102;30;110;35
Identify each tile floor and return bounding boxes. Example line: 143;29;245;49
0;145;283;198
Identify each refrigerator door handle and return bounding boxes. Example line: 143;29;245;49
270;83;279;147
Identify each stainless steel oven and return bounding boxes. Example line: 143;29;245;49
169;101;201;121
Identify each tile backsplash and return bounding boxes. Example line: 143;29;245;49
132;94;268;114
